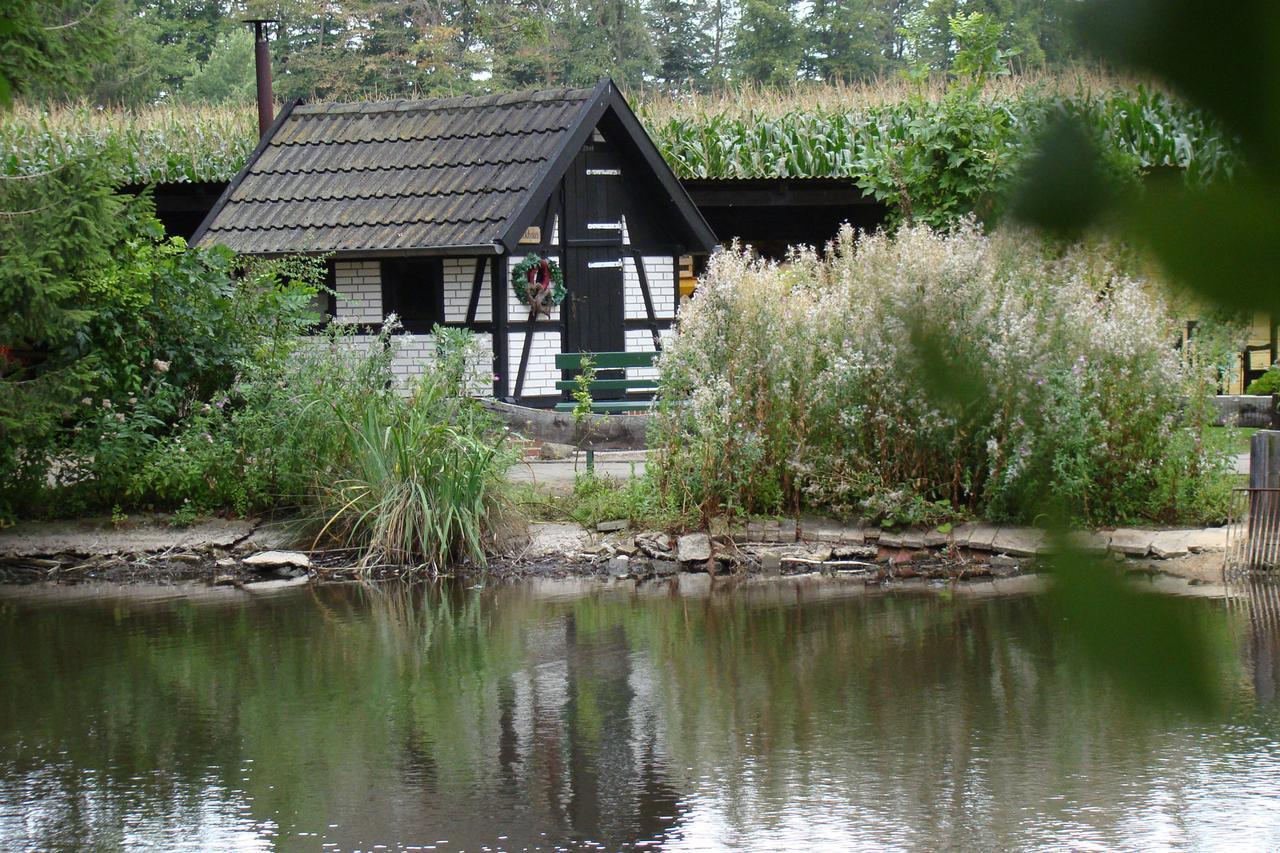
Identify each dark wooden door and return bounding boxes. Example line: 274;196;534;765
563;146;625;357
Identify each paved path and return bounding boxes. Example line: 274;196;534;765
507;452;647;493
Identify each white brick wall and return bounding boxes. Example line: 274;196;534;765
333;260;383;323
326;332;494;396
336;258;496;326
623;256;676;320
625;328;673;380
442;257;492;323
508;330;562;396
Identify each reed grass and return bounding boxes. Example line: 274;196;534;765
312;362;511;574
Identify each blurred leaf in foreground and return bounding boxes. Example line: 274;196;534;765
1005;0;1280;713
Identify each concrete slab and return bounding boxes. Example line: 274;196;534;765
949;524;978;548
967;524;1000;551
1108;529;1153;557
1148;531;1191;560
991;527;1048;557
0;517;254;558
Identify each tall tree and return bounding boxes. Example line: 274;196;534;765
0;0;123;104
645;0;712;90
735;0;802;85
805;0;891;81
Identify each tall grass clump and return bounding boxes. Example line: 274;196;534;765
652;223;1232;528
313;349;510;572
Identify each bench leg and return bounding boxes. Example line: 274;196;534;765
586;448;595;475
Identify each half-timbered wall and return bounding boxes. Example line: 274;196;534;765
329;259;493;394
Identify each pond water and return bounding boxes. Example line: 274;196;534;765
1;577;1279;851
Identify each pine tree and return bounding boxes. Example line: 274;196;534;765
806;0;891;81
735;0;802;85
645;0;712;90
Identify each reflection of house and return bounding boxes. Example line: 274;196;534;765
192;79;716;406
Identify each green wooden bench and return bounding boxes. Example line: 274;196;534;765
553;351;659;414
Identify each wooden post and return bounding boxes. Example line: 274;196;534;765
491;255;509;400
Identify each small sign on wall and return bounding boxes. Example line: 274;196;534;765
519;226;541;244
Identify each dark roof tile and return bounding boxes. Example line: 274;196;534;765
197;86;594;255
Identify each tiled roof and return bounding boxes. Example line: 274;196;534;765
195;87;595;255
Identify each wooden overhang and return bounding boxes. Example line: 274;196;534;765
679;176;887;258
191;79;716;258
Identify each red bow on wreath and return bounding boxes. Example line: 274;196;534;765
524;256;555;316
525;258;552;293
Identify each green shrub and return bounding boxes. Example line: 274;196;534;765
1246;367;1280;396
652;222;1232;528
0;157;328;519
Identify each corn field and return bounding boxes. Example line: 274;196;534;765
1;74;1237;221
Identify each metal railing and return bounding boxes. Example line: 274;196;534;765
1225;487;1280;582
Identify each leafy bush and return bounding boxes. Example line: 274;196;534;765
1246;367;1280;396
0;157;328;519
651;222;1232;528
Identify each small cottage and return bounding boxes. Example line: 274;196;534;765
192;78;717;406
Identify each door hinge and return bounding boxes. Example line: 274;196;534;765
586;168;621;176
587;259;623;269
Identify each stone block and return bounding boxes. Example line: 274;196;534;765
949;523;978;547
1108;529;1153;557
1067;530;1110;553
991;527;1048;557
900;528;928;549
759;550;781;576
1148;531;1191;560
777;519;797;542
1183;528;1228;553
878;531;904;548
924;528;951;548
677;533;712;563
596;519;629;533
242;550;312;570
967;525;1000;551
708;516;731;540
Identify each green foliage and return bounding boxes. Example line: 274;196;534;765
0;1;120;107
571;355;597;425
0;158;329;519
1246;367;1280;396
651;223;1232;528
0;101;257;184
648;84;1235;228
521;470;684;531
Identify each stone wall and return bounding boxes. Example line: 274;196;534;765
1213;395;1280;427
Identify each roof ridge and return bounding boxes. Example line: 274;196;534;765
292;86;595;117
207;214;509;233
271;126;566;147
250;157;546;177
229;186;527;204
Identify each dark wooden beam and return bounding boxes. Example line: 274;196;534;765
492;255;509;400
465;257;486;325
631;251;662;350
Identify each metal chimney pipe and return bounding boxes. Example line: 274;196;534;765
245;19;276;138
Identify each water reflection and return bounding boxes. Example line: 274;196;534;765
0;578;1278;850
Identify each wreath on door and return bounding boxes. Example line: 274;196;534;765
512;253;566;318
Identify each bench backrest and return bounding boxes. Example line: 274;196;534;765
553;351;658;370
